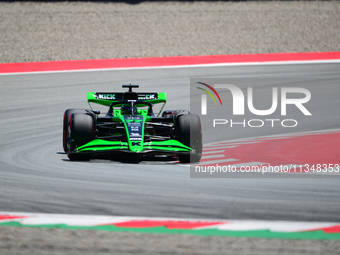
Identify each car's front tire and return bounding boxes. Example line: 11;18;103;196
176;114;202;163
67;113;94;161
63;109;87;152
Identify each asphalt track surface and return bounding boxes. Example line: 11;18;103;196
1;63;340;222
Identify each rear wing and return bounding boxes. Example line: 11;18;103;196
87;92;167;107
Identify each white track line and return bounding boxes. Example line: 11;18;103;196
203;128;340;147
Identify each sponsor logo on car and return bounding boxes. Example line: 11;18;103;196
138;93;157;100
130;138;142;141
131;141;142;146
96;93;116;100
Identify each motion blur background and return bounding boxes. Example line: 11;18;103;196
1;0;339;63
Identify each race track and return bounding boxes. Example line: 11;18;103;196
1;63;340;222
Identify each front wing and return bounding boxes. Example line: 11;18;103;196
72;139;192;156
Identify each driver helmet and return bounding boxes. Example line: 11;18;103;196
121;104;137;115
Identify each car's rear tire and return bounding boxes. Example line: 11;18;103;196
68;113;94;161
63;109;87;152
176;114;202;163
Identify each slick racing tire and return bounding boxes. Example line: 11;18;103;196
176;114;202;163
67;113;94;161
63;109;87;152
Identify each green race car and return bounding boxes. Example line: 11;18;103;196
63;85;202;163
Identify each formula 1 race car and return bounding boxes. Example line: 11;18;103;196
62;85;202;163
